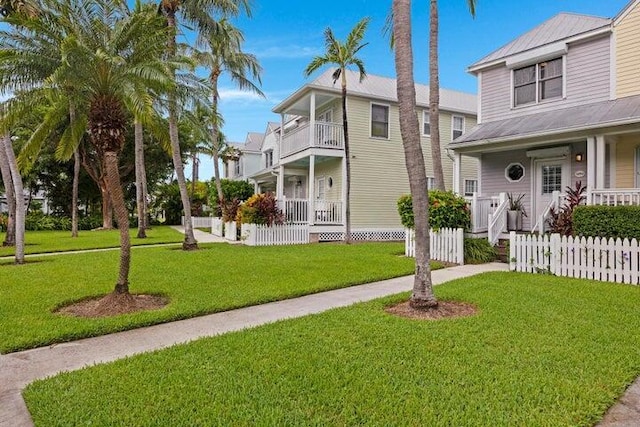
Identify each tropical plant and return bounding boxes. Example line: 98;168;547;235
547;181;586;236
238;193;284;226
428;0;476;190
304;17;369;245
397;190;470;230
157;0;251;250
392;0;436;308
507;192;527;217
208;178;254;216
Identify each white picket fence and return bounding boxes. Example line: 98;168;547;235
242;223;310;246
224;221;237;241
181;216;212;229
405;228;465;265
212;217;223;237
509;231;640;285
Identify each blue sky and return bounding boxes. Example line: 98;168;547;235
192;0;630;180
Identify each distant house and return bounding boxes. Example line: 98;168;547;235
450;1;640;240
248;68;478;241
224;131;263;182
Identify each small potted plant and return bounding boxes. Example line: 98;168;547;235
507;193;527;231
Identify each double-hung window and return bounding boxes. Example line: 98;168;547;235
371;104;389;138
422;110;431;136
452;116;465;139
234;160;241;177
265;150;273;168
464;179;478;196
513;57;563;107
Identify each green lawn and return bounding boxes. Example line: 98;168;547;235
23;273;640;426
0;242;419;353
0;226;184;257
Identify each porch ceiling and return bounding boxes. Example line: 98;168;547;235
283;155;341;168
279;91;338;116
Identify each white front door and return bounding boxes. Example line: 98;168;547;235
534;158;569;223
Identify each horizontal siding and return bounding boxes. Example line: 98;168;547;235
346;96;477;228
615;134;639;188
481;35;611;123
616;2;640;98
314;158;343;201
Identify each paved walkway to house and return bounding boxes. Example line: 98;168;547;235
0;261;637;426
170;225;228;244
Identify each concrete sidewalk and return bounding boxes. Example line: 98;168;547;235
1;262;637;426
170;225;228;244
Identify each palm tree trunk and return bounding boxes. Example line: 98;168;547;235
104;151;131;294
429;0;445;191
71;149;80;237
211;72;225;212
0;136;16;246
340;76;352;244
3;135;25;264
99;180;113;229
393;0;437;308
166;11;197;250
134;120;147;238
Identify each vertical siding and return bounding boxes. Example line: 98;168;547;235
615;134;639;187
616;2;640;98
480;35;611;123
346;96;477;228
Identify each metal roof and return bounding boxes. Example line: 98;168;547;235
470;13;611;70
273;68;477;115
451;95;640;147
244;132;264;151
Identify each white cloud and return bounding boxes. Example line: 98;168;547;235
218;89;265;102
250;45;320;59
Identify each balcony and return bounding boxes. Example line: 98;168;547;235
281;122;344;158
279;199;343;225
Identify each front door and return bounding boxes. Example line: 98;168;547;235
534;158;569;227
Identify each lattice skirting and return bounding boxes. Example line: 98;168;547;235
317;229;405;242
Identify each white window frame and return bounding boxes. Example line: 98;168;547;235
234;160;241;177
422;110;431;136
505;162;525;183
464;179;478;196
370;102;390;139
317;109;333;123
452;115;465;140
316;176;326;200
426;177;436;190
265;149;273;168
511;56;565;108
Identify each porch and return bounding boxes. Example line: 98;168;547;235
281;122;344;158
278;199;344;225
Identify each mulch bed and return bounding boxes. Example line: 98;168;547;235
385;300;478;320
56;293;168;318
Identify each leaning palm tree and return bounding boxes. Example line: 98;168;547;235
0;134;16;246
429;0;476;190
304;17;369;245
392;0;437;308
158;0;251;250
193;19;263;211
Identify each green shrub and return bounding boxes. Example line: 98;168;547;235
547;181;586;236
238;193;284;226
397;190;471;231
464;238;496;264
573;205;640;240
209;179;254;216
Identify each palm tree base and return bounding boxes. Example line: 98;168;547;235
137;229;147;238
409;297;438;310
182;241;199;251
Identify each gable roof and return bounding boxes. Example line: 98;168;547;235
244;132;264;152
273;68;477;115
450;94;640;149
470;13;611;71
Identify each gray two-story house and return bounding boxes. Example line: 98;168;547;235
451;1;640;240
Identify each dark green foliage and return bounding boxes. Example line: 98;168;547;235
239;193;284;225
547;181;586;236
573;205;640;240
464;238;496;264
209;179;254;216
1;212;105;232
397;190;471;231
152;181;209;225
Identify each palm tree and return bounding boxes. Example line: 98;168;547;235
193;19;263;212
429;0;476;190
0;0;37;17
0;134;16;246
304;18;369;245
392;0;437;308
158;0;251;250
0;133;25;263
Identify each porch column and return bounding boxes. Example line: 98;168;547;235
253;181;259;194
277;165;284;199
586;136;596;202
309;91;316;148
452;152;462;195
279;113;285;163
596;135;606;190
341;155;347;226
308;154;315;225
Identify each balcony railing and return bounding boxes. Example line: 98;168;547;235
279;199;343;225
281;122;344;158
590;189;640;206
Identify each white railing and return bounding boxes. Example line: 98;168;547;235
212;217;223;237
466;193;500;233
531;191;561;234
224;221;237;241
281;122;344;157
487;193;508;245
590;189;640;206
242;223;310;246
181;216;212;229
279;199;309;224
313;200;343;224
510;232;640;285
405;227;465;265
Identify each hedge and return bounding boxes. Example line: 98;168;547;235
573;205;640;240
397;190;471;231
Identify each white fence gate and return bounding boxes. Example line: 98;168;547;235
509;232;640;285
224;221;237;241
242;223;309;246
405;228;464;265
181;216;212;229
212;218;223;237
